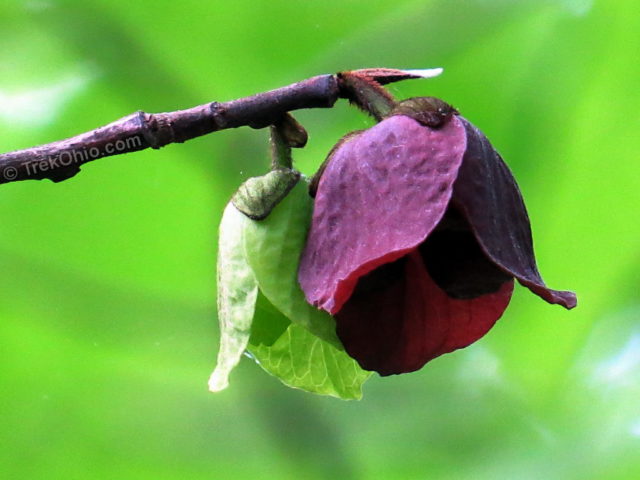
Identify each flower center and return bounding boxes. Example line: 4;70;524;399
420;207;512;299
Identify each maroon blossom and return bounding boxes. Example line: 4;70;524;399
298;101;576;375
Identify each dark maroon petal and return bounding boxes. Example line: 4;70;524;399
420;206;513;299
336;250;514;375
298;115;468;314
452;118;577;309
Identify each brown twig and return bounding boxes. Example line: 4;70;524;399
0;68;440;185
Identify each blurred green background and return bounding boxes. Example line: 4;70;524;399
1;0;638;478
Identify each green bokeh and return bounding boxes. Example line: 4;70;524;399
1;0;638;479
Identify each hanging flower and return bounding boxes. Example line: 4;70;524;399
298;98;576;375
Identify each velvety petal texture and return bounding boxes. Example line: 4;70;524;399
298;115;468;314
453;118;577;309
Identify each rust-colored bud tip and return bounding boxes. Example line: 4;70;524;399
346;68;444;85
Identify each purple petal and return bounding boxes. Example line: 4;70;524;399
298;115;468;314
452;118;577;309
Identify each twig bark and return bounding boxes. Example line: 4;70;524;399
0;68;441;185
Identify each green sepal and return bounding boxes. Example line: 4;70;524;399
209;203;258;392
389;97;458;128
243;177;342;348
248;292;371;400
231;168;300;220
212;177;372;398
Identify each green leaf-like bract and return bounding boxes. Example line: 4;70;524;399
211;176;370;399
248;292;370;399
209;203;258;392
243;179;342;348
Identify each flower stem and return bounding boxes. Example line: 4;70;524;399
269;114;307;170
338;71;398;121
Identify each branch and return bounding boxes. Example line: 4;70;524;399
0;68;442;185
